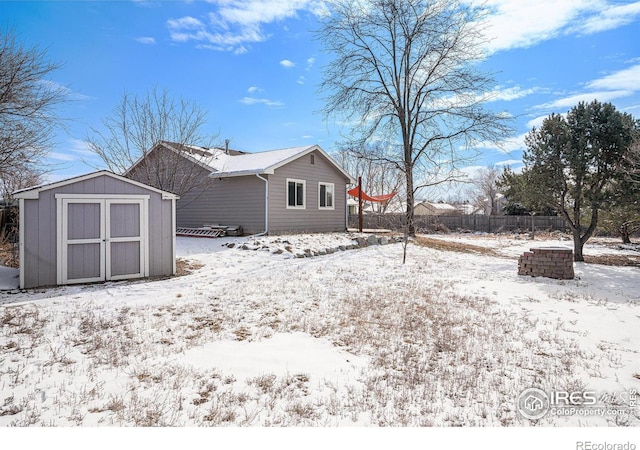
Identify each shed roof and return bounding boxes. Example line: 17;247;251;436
13;170;180;200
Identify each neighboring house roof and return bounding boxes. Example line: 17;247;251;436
13;170;180;200
126;141;355;183
421;201;457;211
456;203;484;215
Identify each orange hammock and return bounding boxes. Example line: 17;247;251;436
348;186;396;203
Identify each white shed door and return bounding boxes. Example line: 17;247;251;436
59;197;148;285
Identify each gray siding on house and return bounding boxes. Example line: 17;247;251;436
21;174;174;288
177;173;266;234
268;150;350;234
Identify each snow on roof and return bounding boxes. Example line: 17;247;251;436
188;144;354;182
129;141;354;182
208;146;316;176
423;202;457;210
457;204;483;215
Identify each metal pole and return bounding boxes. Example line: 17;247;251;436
358;176;363;233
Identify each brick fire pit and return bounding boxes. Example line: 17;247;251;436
517;247;575;280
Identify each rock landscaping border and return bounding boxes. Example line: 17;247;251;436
229;234;404;258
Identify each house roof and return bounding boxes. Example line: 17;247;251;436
13;170;180;200
124;141;228;176
420;201;457;211
457;204;483;215
124;141;354;183
207;144;354;182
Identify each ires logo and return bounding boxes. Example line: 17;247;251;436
517;388;599;420
550;390;598;406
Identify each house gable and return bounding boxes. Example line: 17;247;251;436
267;149;350;233
208;144;355;183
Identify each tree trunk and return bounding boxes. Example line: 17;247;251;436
620;223;631;244
573;230;585;262
405;164;415;237
402;160;415;264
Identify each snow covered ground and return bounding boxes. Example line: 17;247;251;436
0;232;638;427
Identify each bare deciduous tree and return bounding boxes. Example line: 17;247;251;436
470;165;501;216
86;87;219;196
1;167;44;201
318;0;512;236
0;28;68;197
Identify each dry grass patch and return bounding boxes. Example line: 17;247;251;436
584;254;640;267
0;242;18;268
175;258;204;276
2;241;634;426
415;236;503;257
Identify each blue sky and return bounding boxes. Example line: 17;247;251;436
2;0;640;187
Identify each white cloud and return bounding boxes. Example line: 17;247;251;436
586;64;640;92
135;37;156;45
536;90;633;110
497;133;528;154
196;44;225;51
297;76;306;85
68;139;94;157
530;63;640;115
577;1;640;34
494;159;523;167
474;132;529;154
239;96;285;108
483;86;539;102
167;16;211;43
48;139;100;165
247;86;261;94
306;57;315;70
167;16;204;30
280;59;296;68
37;80;92;102
475;0;640;54
526;115;550;130
168;1;328;52
48;152;77;162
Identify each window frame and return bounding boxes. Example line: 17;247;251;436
318;182;335;210
286;178;306;209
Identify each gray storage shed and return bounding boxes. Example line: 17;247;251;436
14;171;178;289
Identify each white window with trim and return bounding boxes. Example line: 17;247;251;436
287;178;306;209
318;182;334;210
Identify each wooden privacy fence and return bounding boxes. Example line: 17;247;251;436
349;214;569;233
